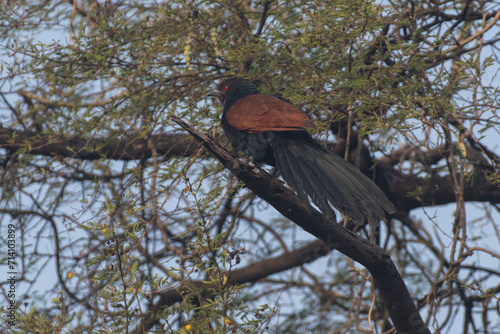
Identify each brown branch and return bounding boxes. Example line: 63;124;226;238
379;144;445;167
1;126;497;212
253;0;271;37
380;163;500;211
166;116;430;334
441;8;500;55
0;128;201;161
17;89;124;108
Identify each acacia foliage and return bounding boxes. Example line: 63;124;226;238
0;1;499;333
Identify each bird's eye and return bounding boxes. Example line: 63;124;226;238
223;86;228;91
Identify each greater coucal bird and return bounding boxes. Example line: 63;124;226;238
208;77;395;225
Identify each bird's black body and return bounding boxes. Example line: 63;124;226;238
208;77;394;225
221;122;277;165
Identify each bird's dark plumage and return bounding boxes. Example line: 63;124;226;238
208;77;395;225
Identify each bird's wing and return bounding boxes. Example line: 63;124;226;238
225;95;311;133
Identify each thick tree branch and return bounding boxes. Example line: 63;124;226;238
2;126;498;213
380;162;500;211
169;116;430;334
0;128;201;161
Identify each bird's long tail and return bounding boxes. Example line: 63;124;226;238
271;132;395;225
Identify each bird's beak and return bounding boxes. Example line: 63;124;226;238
207;89;222;100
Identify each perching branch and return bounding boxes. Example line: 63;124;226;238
170;116;431;334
